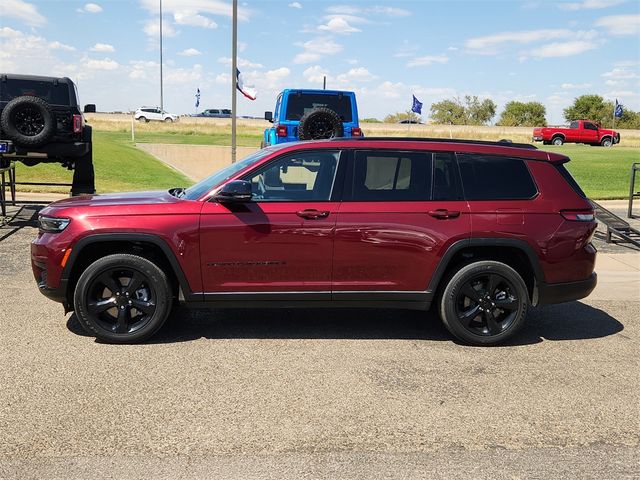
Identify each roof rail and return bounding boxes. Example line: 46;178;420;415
330;137;538;150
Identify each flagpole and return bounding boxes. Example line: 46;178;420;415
231;0;238;163
159;0;163;112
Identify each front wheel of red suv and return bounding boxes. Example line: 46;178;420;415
73;254;173;344
439;261;528;346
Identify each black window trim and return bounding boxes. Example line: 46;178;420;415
239;148;347;203
455;152;539;201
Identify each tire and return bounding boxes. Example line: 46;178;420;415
137;117;147;123
439;260;529;346
298;107;344;140
551;136;564;146
0;157;10;169
0;96;55;147
73;254;173;344
600;137;612;147
542;140;550;145
164;117;173;123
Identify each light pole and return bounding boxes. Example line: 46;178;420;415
159;0;164;111
231;0;237;163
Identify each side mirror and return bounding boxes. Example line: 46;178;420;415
214;180;252;203
83;104;96;113
264;111;273;122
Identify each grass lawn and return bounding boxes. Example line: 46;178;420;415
10;127;640;199
14;131;193;193
550;144;640;200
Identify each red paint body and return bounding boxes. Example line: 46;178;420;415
533;120;620;146
31;139;597;309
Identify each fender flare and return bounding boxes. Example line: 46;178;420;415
426;238;545;295
62;233;201;302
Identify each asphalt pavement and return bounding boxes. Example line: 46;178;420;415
0;204;639;479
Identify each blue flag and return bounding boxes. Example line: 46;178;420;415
195;88;201;108
411;95;423;115
615;99;623;118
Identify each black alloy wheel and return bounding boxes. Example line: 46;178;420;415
74;254;172;343
454;272;520;337
13;107;45;137
439;260;528;345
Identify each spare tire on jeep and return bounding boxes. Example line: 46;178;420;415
298;107;344;140
0;96;56;147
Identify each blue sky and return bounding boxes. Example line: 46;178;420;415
1;0;639;123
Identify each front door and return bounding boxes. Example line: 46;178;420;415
580;121;599;143
199;149;343;295
332;150;470;293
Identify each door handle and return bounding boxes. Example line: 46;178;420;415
297;209;330;220
428;209;460;219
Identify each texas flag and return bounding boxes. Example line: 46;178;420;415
236;69;257;101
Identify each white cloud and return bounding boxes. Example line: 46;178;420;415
368;6;410;16
179;48;202;56
139;0;251;22
293;37;343;64
407;55;449;67
560;0;625;10
605;79;626;86
303;65;330;84
466;29;573;51
218;57;264;69
289;2;302;8
326;5;410;17
174;10;217;29
595;14;640;36
318;17;361;34
77;3;103;13
143;18;178;38
86;58;119;71
561;82;593;89
601;67;639;79
533;40;598;57
129;60;158;80
90;43;114;52
0;0;46;27
49;41;76;52
336;67;376;83
165;64;203;85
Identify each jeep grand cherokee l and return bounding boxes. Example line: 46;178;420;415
31;138;597;345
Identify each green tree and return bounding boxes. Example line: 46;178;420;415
498;101;547;127
464;95;497;126
430;96;496;125
429;98;466;125
384;110;421;123
563;95;612;126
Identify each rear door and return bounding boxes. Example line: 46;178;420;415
332;149;470;293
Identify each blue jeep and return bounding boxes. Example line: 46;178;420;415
263;89;361;147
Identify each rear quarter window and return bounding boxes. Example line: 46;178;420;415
457;154;537;200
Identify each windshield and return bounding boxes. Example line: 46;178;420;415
182;149;273;200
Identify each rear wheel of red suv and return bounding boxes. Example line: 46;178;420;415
439;261;528;346
73;254;172;344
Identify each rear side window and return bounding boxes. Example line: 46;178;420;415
1;79;70;105
570;121;579;129
285;93;353;122
556;164;587;198
457;154;537;200
349;150;431;201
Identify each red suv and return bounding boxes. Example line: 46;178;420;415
31;138;597;345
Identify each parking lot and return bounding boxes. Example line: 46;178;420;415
1;204;639;479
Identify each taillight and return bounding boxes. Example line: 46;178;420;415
352;127;362;137
276;125;287;137
560;209;595;222
72;114;83;134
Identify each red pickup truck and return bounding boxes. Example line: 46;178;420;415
533;120;620;147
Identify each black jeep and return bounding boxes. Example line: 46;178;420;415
0;73;96;194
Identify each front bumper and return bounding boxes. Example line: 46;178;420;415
537;272;597;305
532;136;543;142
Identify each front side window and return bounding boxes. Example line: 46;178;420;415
457;154;537;200
584;122;597;130
349;151;432;201
246;150;340;202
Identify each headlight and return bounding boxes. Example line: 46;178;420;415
39;216;71;233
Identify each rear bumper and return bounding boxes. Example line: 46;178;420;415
537;272;597;305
